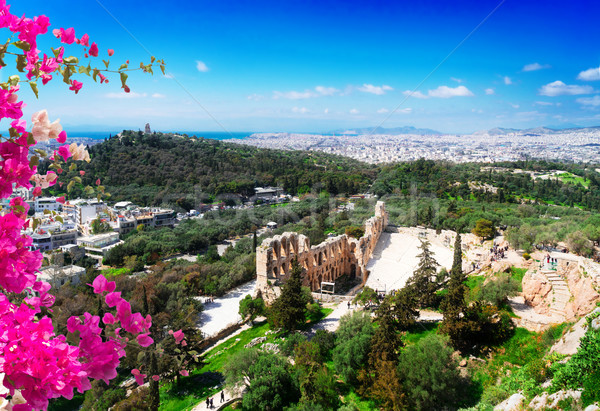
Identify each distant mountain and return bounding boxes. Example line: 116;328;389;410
473;125;600;136
328;126;442;136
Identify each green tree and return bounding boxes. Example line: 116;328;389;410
476;273;520;307
352;286;378;308
405;239;440;308
332;311;374;384
91;217;112;235
397;334;465;410
223;349;299;411
294;341;339;409
472;218;495;239
239;292;265;324
268;259;311;331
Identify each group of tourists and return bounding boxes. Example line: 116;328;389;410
490;244;508;262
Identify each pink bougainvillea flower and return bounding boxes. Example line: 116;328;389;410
179;370;189;377
69;143;91;162
131;369;146;385
102;312;116;324
105;291;122;308
32;187;42;197
151;375;160;382
107;49;114;56
91;275;116;294
69;80;83;94
80;170;85;176
123;85;130;93
57;144;71;162
169;329;185;344
57;130;67;143
136;333;154;347
89;42;99;57
60;27;76;44
96;178;101;186
56;196;65;204
79;33;90;46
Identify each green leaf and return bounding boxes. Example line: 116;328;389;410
34;149;47;158
160;65;166;76
29;156;39;168
103;59;110;69
63;56;79;65
67;180;75;192
69;163;77;172
92;68;100;82
27;133;36;145
8;75;19;86
43;209;51;215
55;215;63;223
32;218;40;230
118;63;128;71
13;41;31;51
16;55;26;72
120;72;128;88
73;176;82;184
84;185;95;195
29;82;39;98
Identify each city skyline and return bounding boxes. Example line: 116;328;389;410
15;0;600;134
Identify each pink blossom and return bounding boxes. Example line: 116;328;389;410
80;170;85;176
79;33;90;46
56;196;65;204
102;312;116;324
69;80;83;94
96;178;101;186
57;144;71;162
136;333;154;347
89;42;99;57
91;275;116;294
108;49;114;56
151;375;160;382
131;369;146;385
32;187;42;197
179;370;189;377
105;291;122;308
57;130;67;143
60;27;75;44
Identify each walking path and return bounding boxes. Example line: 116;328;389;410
198;280;257;337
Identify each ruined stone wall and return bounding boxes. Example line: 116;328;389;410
256;201;387;300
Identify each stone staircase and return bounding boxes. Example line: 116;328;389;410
540;268;571;319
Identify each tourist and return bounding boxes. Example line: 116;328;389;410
206;397;210;408
221;391;225;403
210;398;214;408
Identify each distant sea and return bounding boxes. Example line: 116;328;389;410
65;131;253;141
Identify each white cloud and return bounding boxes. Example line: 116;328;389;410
315;86;338;96
577;66;600;81
403;85;473;99
273;90;316;99
273;86;339;100
522;63;550;72
450;77;464;83
163;73;174;79
152;93;166;99
247;93;265;101
195;61;209;72
398;107;412;114
485;88;495;95
349;108;359;114
534;101;554;106
510;103;520;109
357;84;393;95
503;76;512;85
324;108;330;114
292;107;310;114
105;92;147;99
539;80;594;96
402;90;428;99
427;85;474;98
576;95;600;107
377;108;389;114
471;108;483;113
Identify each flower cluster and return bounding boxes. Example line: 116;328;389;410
0;2;164;409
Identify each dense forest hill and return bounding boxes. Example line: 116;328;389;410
45;131;377;205
372;159;600;211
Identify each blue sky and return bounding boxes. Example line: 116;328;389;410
13;0;600;134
